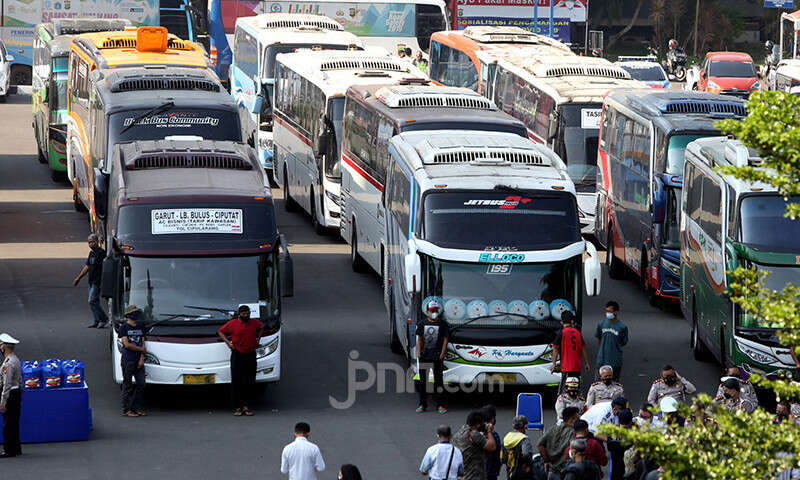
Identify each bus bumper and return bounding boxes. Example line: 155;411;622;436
655;250;680;299
441;360;560;386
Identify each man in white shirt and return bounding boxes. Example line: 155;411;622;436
420;425;464;480
580;395;627;441
281;422;325;480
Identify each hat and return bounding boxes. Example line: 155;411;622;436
565;377;580;388
660;396;679;413
238;304;251;313
611;396;628;408
425;299;442;313
0;333;19;345
722;377;741;391
124;305;142;316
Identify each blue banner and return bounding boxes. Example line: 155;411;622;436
457;17;571;43
764;0;793;8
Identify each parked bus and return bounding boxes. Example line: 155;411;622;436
595;90;746;304
428;26;574;96
32;18;133;182
339;83;527;276
491;55;643;234
383;129;602;384
272;49;426;233
681;136;798;375
98;139;292;386
230;14;363;172
208;0;447;83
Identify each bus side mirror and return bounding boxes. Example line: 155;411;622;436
100;257;119;298
651;180;665;224
314;122;331;157
404;241;421;294
94;168;109;220
250;95;263;115
584;242;601;297
6;54;14;63
278;234;294;297
548;111;559;139
725;242;740;271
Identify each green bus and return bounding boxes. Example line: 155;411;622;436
32;19;131;181
680;136;799;376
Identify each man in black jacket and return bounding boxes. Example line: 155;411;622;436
561;439;601;480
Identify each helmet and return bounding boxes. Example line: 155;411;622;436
668;39;677;49
766;40;774;50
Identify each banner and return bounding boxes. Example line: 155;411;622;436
256;2;417;36
456;17;571;43
151;209;244;235
2;0;158;27
456;0;587;23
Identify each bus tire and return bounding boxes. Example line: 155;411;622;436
350;221;368;273
606;229;626;280
283;166;297;212
37;144;47;164
310;193;326;236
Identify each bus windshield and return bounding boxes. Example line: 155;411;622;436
621;65;666;81
666;134;707;175
50;72;69;123
262;44;360;80
423;191;581;250
558;104;601;188
740;195;800;250
326;96;345;179
159;10;190;40
422;256;579;328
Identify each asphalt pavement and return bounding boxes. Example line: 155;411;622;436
0;91;722;479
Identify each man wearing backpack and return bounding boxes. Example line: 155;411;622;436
502;415;533;479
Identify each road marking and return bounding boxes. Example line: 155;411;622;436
0;189;71;203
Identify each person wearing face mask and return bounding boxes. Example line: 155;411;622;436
415;299;449;414
218;305;264;416
561;439;602;480
580;395;627;442
565;420;606;468
714;366;757;407
594;301;627;382
713;378;755;414
0;333;22;458
555;377;586;424
647;365;696;406
119;305;147;417
585;366;625;409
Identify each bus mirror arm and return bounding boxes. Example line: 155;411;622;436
100;257;119;299
584;242;601;297
278;234;294;298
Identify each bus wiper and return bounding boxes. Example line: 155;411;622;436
119;101;175;135
450;312;559;332
494;184;531;197
450;314;509;333
146;312;209;330
184;305;237;316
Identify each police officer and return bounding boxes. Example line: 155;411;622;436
555;377;585;424
647;364;696;405
0;333;22;458
586;365;624;408
714;378;756;414
714;366;757;407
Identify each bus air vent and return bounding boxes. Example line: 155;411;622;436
257;16;343;31
320;58;405;72
663;101;746;117
429;150;547;166
113;78;220;92
102;37;137;48
544;66;630;79
166;38;192;50
129;154;252;170
393;94;494;109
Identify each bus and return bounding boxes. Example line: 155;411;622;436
428;26;574;96
99;139;292;386
272;49;426;233
681;136;798;375
491;55;643;234
230;14;363;172
595;90;746;304
383;129;602;384
208;0;448;83
33;19;133;182
339;83;528;276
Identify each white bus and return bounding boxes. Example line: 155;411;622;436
230;14;363;173
383;130;602;385
339;83;528;276
272;49;427;233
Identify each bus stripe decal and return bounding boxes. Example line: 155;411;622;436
274;114;311;147
342;152;383;193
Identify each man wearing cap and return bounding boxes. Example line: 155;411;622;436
119;305;147;417
415;299;449;414
502;415;533;480
0;333;22;458
555;377;586;424
585;365;625;408
73;234;109;328
647;364;696;405
714;366;757;407
580;395;627;441
218;305;264;416
714;377;756;414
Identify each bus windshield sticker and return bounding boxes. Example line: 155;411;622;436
486;264;513;275
478;253;526;263
580;109;602;129
464;196;532;209
151;208;243;235
123;113;221;128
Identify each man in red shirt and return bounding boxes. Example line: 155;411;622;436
218;305;263;416
551;311;590;393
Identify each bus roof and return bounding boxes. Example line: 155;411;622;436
236;14;362;47
71;28;208;69
275;49;427;98
432;27;573;62
53;18;133;36
237;13;344;32
49;36;74;58
686;136;772;194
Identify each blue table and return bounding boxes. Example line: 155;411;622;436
0;382;92;443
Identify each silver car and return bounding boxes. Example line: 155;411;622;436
0;41;13;102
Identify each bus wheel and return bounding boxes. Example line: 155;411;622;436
350;221;368;273
310;193;326;236
283;166;297;212
606;229;626;280
691;301;709;361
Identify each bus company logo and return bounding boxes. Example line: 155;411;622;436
123;114;220;127
479;253;526;263
463;196;531;209
270;3;282;12
484;246;518;252
467;347;486;358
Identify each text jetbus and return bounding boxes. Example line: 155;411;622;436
99;139;292;385
272;49;426;233
383;130;601;385
681;136;798;375
594;90;746;304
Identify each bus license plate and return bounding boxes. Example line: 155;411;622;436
486;373;516;383
183;374;215;384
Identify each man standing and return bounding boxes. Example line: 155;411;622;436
551;311;590;392
566;420;606;468
714;377;756;414
502;415;533;480
119;305;146;417
73;234;108;328
585;366;625;408
218;305;263;416
452;411;496;480
420;425;464;480
647;365;696;405
594;301;627;381
555;377;586;424
281;422;325;480
561;439;602;480
481;405;501;480
0;333;22;458
415;299;449;414
538;407;580;478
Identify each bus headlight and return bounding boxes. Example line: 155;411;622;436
325;190;340;204
257;337;279;358
143;352;160;365
444;350;459;361
539;348;554;363
737;341;777;365
660;257;680;277
259;137;273;152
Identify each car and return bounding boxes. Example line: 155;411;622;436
615;56;670;89
684;51;759;98
767;58;800;93
0;41;14;102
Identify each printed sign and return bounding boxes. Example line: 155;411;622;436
581;108;602;129
478;252;526;263
456;16;571;43
123;113;221;128
764;0;793;8
151;209;243;235
257;2;416;36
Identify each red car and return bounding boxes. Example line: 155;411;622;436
690;51;759;98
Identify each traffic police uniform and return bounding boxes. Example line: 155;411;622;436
586;381;624;408
555;393;586;424
718;394;757;414
647;376;696;405
0;333;22;457
715;377;758;407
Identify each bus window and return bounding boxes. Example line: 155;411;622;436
700;176;722;243
387;162;411;237
416;4;447;54
326;97;345;179
686;164;702;220
739;195;800;250
666;134;706;175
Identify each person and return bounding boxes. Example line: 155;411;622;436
607;409;633;480
585;366;625;408
73;234;108;328
581;396;627;441
684;399;715;428
218;305;264;416
511;455;543;480
551;311;590;392
281;422;326;480
404;47;413;58
537;406;580;478
659;397;685;428
420;425;464;480
566;419;606;467
647;365;696;405
714;377;756;414
634;403;665;432
555;377;586;424
452;411;496;480
561;439;602;480
594;301;627;381
119;305;147;417
415;299;449;414
0;333;22;458
415;51;429;72
502;415;534;480
714;366;757;406
338;464;363;480
481;405;501;480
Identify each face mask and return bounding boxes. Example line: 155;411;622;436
602;378;613;385
567;390;578;397
664;375;677;386
605;312;615;320
429;312;440;320
723;392;732;399
240;313;250;321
